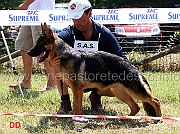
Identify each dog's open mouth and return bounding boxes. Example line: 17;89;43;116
36;51;49;65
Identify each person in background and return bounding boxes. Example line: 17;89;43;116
9;0;56;91
50;0;129;114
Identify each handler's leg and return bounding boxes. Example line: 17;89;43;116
88;88;115;111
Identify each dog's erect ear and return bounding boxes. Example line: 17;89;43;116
41;22;43;32
41;22;48;35
41;22;43;28
41;22;45;35
41;22;53;38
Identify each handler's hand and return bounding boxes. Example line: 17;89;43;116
49;56;61;68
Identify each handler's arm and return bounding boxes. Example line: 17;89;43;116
17;0;34;10
101;29;129;62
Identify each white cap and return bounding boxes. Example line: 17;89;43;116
67;0;92;19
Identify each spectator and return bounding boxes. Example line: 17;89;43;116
9;0;56;91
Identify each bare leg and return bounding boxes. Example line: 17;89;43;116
20;50;32;89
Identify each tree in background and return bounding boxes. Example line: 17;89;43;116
0;0;179;9
0;0;24;9
90;0;180;8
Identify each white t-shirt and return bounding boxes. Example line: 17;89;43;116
28;0;55;10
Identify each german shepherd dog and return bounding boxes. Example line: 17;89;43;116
28;23;162;117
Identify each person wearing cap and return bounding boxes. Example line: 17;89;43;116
50;0;129;114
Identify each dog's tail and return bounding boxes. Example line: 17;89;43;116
142;102;156;116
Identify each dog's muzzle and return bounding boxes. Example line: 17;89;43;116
27;45;49;63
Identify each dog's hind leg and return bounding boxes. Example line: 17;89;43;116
126;89;161;117
141;96;161;117
134;74;162;117
111;85;140;116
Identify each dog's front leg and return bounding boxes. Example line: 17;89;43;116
72;88;83;115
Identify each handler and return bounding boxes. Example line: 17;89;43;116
50;0;129;114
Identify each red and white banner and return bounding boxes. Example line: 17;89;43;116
1;113;180;121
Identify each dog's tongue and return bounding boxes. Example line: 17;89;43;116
36;52;45;66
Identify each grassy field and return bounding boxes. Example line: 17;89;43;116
0;71;180;134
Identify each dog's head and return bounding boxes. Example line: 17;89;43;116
27;22;56;63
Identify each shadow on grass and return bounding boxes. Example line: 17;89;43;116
25;117;75;133
24;108;155;133
10;88;40;99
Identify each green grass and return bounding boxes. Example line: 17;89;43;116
0;71;180;133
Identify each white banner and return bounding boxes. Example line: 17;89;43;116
0;8;179;26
